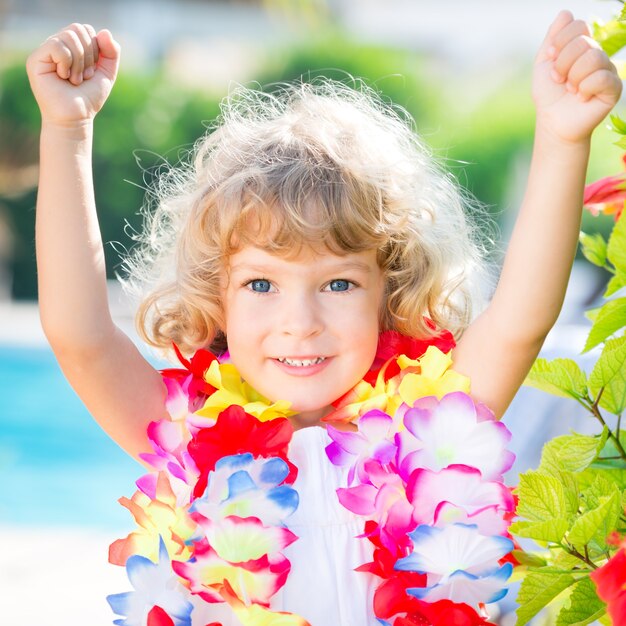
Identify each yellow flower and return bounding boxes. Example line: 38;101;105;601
109;472;196;565
398;346;470;406
323;362;402;423
231;603;310;626
196;361;296;422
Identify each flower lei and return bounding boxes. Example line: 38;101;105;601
107;330;516;626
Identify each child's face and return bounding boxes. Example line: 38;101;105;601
222;244;385;428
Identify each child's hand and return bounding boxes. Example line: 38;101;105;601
27;24;120;127
533;10;622;144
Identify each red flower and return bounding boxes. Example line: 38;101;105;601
392;616;430;626
364;327;456;385
354;525;427;621
354;524;493;626
146;606;175;626
161;344;218;412
355;544;425;619
500;488;521;567
356;544;401;578
402;600;494;626
357;543;491;625
583;173;626;221
373;576;427;620
591;546;626;624
359;520;414;558
188;405;297;498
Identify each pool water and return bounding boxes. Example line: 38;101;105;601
0;345;147;530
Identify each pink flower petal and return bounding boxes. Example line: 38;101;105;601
325;441;353;467
326;425;366;455
371;440;397;466
337;484;378;515
584;174;626;204
375;484;415;536
406;465;514;530
358;410;394;441
148;420;187;456
136;473;158;499
397;392;514;480
163;377;190;422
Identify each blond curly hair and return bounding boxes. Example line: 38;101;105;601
122;79;491;356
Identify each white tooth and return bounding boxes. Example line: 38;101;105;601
278;357;325;367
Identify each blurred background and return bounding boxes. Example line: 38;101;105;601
0;0;623;624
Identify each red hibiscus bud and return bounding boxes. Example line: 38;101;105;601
583;173;626;221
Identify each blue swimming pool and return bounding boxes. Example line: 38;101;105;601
0;344;147;530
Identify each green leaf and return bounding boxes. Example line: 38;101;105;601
555;577;606;626
579;466;626;492
516;569;576;626
607;209;626;276
593;456;626;471
593;18;626;56
525;358;588;400
539;432;608;476
510;518;569;543
611;113;626;135
516;471;568;522
582;472;621;509
583;297;626;352
513;549;548;568
615;135;626;150
560;471;582;520
551;550;583;571
591;493;622;546
579;232;608;268
585;306;601;323
567;489;621;548
588;336;626;414
593;429;626;468
605;274;626;298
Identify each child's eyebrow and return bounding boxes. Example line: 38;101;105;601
229;263;278;275
326;260;374;274
229;260;374;275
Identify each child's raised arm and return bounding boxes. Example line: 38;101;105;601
27;24;167;459
454;10;622;418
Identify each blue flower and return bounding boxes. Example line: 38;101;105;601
395;523;513;605
191;453;298;526
107;537;193;626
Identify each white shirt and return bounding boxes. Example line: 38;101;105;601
191;426;377;626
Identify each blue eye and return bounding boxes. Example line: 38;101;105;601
328;279;351;292
248;279;272;293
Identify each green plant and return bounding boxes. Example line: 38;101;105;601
510;13;626;625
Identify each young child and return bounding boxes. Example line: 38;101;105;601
27;10;621;626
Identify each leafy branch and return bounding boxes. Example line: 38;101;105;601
513;113;626;626
578;388;626;461
561;541;598;571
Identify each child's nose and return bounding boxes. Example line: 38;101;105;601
280;293;325;338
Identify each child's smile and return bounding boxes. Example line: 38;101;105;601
274;356;330;375
222;245;385;428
